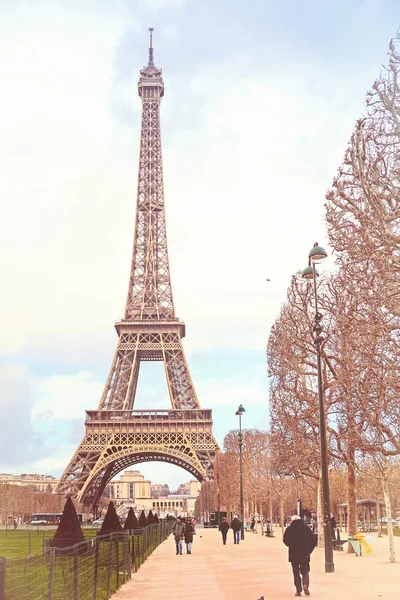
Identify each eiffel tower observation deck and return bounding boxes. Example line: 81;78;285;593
55;30;219;510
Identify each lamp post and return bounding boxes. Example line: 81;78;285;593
235;403;246;540
301;243;334;573
216;453;221;527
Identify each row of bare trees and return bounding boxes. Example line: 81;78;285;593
201;430;400;538
0;485;66;524
267;34;400;561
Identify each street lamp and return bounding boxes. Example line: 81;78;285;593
235;403;246;540
216;453;221;527
301;243;334;573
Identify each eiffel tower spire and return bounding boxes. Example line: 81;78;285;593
148;27;155;68
54;32;219;509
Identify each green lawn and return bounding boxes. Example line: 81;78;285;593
0;528;98;558
381;527;400;536
0;526;165;600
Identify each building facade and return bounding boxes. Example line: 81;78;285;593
107;470;200;517
108;470;151;501
0;473;58;492
151;483;170;498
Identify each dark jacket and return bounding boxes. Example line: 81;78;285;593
231;518;241;532
283;519;316;563
219;521;230;534
172;521;186;540
184;522;195;543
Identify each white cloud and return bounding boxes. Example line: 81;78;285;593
32;371;104;420
143;0;188;10
161;23;179;41
197;366;268;407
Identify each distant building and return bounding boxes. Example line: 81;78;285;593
107;471;200;517
151;483;170;498
108;470;151;501
0;473;58;492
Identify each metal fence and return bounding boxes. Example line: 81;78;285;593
0;522;173;600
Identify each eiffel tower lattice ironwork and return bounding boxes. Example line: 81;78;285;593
55;30;219;509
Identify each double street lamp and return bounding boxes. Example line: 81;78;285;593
301;243;334;574
235;403;246;540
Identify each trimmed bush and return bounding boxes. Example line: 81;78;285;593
153;513;159;524
99;501;122;534
138;510;147;528
124;507;139;531
51;497;84;548
147;510;154;524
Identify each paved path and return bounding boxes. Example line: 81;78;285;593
111;526;400;599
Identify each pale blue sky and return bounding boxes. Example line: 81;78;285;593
0;0;398;489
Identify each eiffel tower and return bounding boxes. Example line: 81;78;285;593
55;30;219;510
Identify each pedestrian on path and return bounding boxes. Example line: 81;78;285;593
231;514;242;544
250;515;255;532
330;514;337;540
184;518;195;554
172;516;186;555
219;517;230;545
283;515;316;597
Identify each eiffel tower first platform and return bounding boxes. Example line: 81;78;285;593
55;30;219;510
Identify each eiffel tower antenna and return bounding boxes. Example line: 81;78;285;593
55;31;219;511
148;27;154;67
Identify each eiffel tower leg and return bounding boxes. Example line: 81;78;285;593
98;336;140;410
162;334;200;410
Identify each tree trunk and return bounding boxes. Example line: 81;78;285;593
347;454;357;553
269;495;274;536
280;497;284;537
382;474;396;563
376;500;382;538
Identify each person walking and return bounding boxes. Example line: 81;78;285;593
172;516;186;555
283;515;316;597
330;514;337;540
312;516;318;548
250;515;255;532
231;514;242;544
219;517;230;545
184;517;195;554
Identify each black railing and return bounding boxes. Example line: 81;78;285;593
0;522;173;600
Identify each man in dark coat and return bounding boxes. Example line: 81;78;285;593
172;516;186;555
283;515;316;597
219;517;230;545
231;515;242;544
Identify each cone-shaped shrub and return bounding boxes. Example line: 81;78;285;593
153;513;159;524
51;497;84;548
138;510;147;528
99;501;122;534
124;507;139;531
147;510;154;524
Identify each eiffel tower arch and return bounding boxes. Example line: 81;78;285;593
55;30;219;510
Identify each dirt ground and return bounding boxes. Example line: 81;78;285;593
111;526;400;599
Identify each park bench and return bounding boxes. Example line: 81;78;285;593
347;536;362;556
332;538;347;551
359;524;375;533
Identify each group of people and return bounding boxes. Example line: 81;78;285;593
218;514;242;544
172;516;197;555
172;512;332;597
